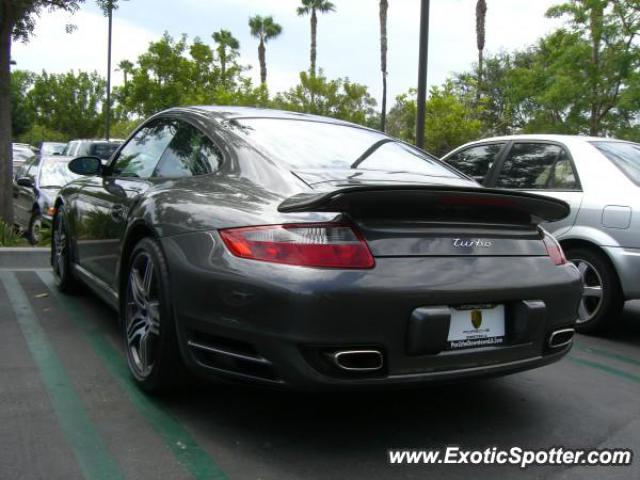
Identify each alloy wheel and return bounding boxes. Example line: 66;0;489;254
30;217;42;244
126;252;161;378
52;215;66;279
572;259;604;324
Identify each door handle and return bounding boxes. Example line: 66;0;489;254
110;204;126;221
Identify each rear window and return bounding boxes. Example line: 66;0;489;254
232;118;459;178
39;160;80;187
592;141;640;185
90;142;122;160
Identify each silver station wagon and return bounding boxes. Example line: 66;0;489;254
443;135;640;333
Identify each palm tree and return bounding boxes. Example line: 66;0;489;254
379;0;389;132
475;0;487;100
249;15;283;86
296;0;335;77
116;59;134;86
212;29;240;86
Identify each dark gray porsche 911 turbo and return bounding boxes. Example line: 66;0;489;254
52;106;582;392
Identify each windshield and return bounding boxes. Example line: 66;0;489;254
89;142;121;160
233;118;460;178
39;160;80;188
13;149;35;162
592;141;640;185
41;143;67;156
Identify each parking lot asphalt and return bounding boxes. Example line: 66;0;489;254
1;268;639;480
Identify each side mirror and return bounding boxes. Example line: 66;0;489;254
69;156;102;176
16;176;33;188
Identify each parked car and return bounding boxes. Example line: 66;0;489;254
37;141;67;157
52;107;581;392
62;139;123;161
442;134;640;333
12;143;37;172
13;156;80;244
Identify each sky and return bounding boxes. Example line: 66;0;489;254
12;0;564;108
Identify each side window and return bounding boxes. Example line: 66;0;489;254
496;143;578;190
23;156;40;178
154;121;222;178
111;120;176;178
445;143;505;183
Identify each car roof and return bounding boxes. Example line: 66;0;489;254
160;106;370;130
67;139;124;143
455;134;635;150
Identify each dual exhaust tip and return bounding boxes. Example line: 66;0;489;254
331;350;384;372
330;329;573;372
548;328;575;349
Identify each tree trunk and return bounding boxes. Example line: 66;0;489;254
380;0;388;132
258;37;267;85
475;0;487;104
589;3;604;136
220;49;227;88
381;74;387;132
0;1;14;226
310;9;317;77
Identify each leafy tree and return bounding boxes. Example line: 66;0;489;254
475;0;487;101
1;1;74;223
0;0;117;224
273;70;376;125
546;0;640;135
212;29;240;87
296;0;335;77
117;59;134;86
25;70;106;138
18;123;66;145
249;15;282;86
11;69;34;137
116;32;264;117
119;33;193;116
387;84;483;157
109;118;139;139
379;0;389;132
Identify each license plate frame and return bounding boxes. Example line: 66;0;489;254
447;304;506;351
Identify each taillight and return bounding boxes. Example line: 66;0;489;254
219;223;375;269
543;234;567;265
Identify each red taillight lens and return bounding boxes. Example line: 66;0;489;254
543;234;567;265
219;223;375;269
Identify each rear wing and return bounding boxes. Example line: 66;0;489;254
278;186;570;225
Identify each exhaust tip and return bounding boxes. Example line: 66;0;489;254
332;350;383;372
548;328;575;349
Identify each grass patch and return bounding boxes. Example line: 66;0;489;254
0;220;22;247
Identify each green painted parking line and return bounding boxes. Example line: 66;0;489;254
574;344;640;369
0;271;124;480
568;355;640;384
37;271;227;480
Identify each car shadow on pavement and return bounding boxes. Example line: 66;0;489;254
596;301;640;344
75;287;640;477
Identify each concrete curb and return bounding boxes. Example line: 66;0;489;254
0;247;50;269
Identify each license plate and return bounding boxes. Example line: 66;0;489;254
447;305;505;350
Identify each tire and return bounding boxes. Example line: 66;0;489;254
52;206;79;293
122;237;184;393
27;211;43;245
565;247;623;334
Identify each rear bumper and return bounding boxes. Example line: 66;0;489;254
603;246;640;300
161;232;582;389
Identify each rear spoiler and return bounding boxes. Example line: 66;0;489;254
278;185;570;224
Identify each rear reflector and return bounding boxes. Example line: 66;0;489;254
219;223;375;269
543;234;567;265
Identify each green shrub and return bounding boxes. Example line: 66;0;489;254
0;220;21;247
